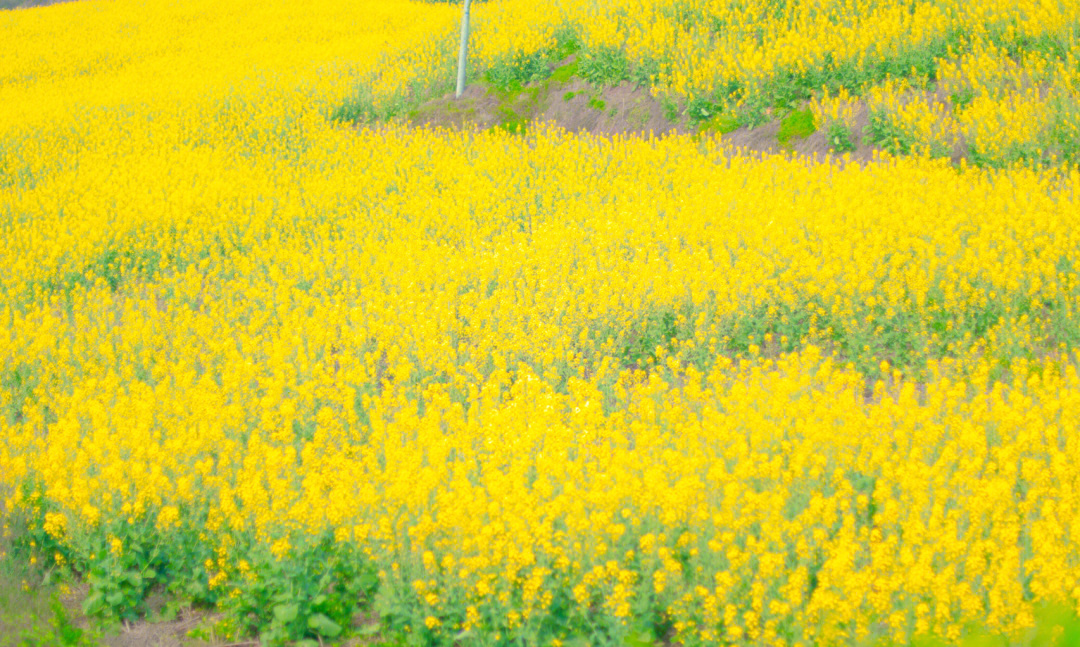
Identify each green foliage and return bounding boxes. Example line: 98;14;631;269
1;590;96;647
31;244;163;300
949;87;976;112
1;362;38;425
629;56;663;88
578;46;629;87
79;514;215;621
484;50;551;93
9;482;219;624
865;112;915;156
331;76;453;125
826;120;858;153
661;96;681;122
489;86;540;134
685;96;719;123
550;59;580;84
1;491;97;646
736;96;770;128
551;24;582;60
618;306;692;370
48;597;87;646
777;108;816;145
698;112;742;134
219;532;379;646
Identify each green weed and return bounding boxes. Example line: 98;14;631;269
549;59;580;84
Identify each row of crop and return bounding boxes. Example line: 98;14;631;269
8;344;1080;645
5;120;1080;645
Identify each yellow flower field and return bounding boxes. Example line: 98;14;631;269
3;0;1080;645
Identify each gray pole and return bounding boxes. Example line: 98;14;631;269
455;0;472;98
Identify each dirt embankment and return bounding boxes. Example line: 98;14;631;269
407;56;885;165
722;102;879;164
413;73;689;139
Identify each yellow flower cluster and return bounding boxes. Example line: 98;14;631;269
864;40;1080;164
3;0;1080;645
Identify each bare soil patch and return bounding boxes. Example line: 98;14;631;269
98;597;220;647
411;75;687;138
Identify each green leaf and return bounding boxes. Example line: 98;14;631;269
272;603;299;624
359;569;379;593
82;592;104;615
624;630;655;647
360;622;383;637
307;613;342;638
105;591;124;607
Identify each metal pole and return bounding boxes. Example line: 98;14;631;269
455;0;472;98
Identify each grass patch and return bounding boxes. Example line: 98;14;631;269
549;59;580;84
777;108;816;145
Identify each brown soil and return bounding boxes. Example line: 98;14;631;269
411;74;688;138
98;598;220;647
